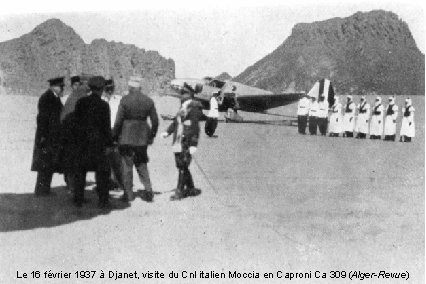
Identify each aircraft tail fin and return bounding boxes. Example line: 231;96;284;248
307;78;335;106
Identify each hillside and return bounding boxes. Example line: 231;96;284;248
0;19;175;95
234;10;424;96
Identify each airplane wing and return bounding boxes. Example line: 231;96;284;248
237;93;303;112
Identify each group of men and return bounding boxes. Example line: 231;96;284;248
297;94;415;142
31;75;203;208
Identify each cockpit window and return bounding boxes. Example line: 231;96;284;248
208;79;226;89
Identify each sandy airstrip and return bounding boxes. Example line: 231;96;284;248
0;94;424;283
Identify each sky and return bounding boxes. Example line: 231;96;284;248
0;0;424;78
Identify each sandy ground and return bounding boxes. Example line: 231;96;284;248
0;94;424;284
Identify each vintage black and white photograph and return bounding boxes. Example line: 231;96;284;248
0;0;424;283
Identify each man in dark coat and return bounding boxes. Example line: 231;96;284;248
72;76;114;208
31;77;65;196
112;76;159;202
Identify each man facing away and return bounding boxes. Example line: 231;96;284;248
73;76;114;208
112;76;159;202
31;77;65;196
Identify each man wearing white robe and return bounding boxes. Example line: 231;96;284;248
384;96;398;141
400;98;415;142
355;96;370;139
342;95;356;137
328;96;342;137
369;96;384;139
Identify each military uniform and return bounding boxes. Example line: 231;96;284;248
342;96;355;137
31;77;65;196
112;76;159;202
384;97;398;141
400;98;415;142
164;85;203;201
369;97;384;139
297;96;310;134
205;94;219;137
328;96;342;137
308;97;319;135
317;97;329;136
355;97;370;139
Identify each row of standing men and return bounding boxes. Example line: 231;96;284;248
297;95;415;142
31;75;203;208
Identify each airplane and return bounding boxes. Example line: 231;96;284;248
166;77;335;136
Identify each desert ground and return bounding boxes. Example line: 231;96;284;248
0;93;424;284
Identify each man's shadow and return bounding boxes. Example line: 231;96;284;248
0;185;130;233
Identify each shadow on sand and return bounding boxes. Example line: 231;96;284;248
0;185;130;233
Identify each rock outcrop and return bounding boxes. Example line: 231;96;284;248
0;18;175;95
234;10;424;96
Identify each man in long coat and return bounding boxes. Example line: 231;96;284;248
73;76;114;208
31;77;65;196
112;76;159;202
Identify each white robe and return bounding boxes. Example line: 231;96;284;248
400;106;415;137
342;101;356;132
297;97;310;116
317;101;329;118
369;104;384;136
384;104;398;136
328;102;342;134
355;102;370;134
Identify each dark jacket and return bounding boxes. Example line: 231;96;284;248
112;90;159;146
31;89;64;173
167;99;203;148
60;86;89;122
73;94;113;171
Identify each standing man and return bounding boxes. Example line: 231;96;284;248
369;96;384;139
384;96;398;141
112;76;159;202
102;78;124;191
400;98;415;142
355;96;370;139
205;91;219;137
328;96;342;137
73;76;114;208
308;96;319;135
342;95;356;137
297;95;310;134
31;77;65;196
60;76;86;122
162;83;204;201
317;96;329;136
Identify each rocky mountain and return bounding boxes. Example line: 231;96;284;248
234;10;424;96
215;72;232;81
0;18;175;95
